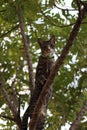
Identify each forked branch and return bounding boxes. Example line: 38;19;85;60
29;1;87;129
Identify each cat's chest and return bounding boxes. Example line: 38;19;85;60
36;56;54;76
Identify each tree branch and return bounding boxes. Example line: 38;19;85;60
0;15;87;41
41;10;87;28
0;81;17;116
18;95;21;116
0;81;22;129
54;3;78;11
9;74;19;110
0;24;19;38
29;1;87;130
0;9;6;13
17;5;35;95
69;100;87;130
0;73;22;129
0;114;15;122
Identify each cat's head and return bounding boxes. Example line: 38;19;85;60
38;36;55;57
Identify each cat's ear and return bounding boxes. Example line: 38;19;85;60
50;36;55;45
38;38;43;47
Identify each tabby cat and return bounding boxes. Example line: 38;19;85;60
22;36;55;130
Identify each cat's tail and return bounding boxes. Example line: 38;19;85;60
22;95;37;130
22;106;31;130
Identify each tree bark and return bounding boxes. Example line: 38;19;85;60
18;5;35;94
29;1;87;130
0;80;22;130
69;100;87;130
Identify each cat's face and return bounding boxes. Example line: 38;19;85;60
38;36;55;57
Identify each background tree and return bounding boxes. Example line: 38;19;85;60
0;0;87;130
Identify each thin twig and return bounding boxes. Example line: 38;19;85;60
41;10;72;27
54;3;78;11
41;10;87;28
0;24;19;38
0;18;87;40
0;114;15;122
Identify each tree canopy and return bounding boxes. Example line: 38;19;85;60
0;0;87;130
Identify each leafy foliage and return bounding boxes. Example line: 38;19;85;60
0;0;87;130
